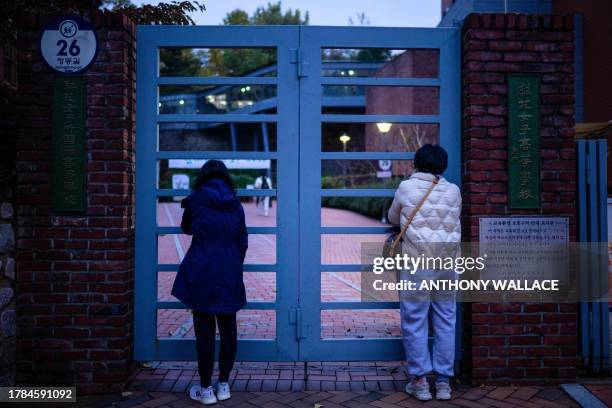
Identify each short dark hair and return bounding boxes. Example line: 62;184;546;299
414;144;448;175
193;160;237;192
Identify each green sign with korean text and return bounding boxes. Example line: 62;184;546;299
52;76;86;211
508;75;540;209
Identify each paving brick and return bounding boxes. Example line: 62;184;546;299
379;392;408;404
231;379;248;392
327;391;358;403
301;392;331;403
379;381;395;392
170;379;190;393
115;393;152;408
249;392;281;407
261;379;277;392
450;398;491;408
511;386;540;400
349;381;365;392
535;387;565;401
276;380;292;392
354;391;385;403
487;387;517;400
321;381;336;391
246;380;263;392
334;381;350;392
479;397;517;408
142;395;178;408
290;380;304;391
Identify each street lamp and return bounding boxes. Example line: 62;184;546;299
376;122;392;134
339;133;351;152
339;133;351;185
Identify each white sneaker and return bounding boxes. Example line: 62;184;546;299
215;382;231;401
405;377;432;401
435;381;452;400
189;385;217;405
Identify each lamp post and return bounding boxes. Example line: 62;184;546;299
339;133;351;185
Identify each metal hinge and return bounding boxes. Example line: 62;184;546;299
290;48;308;78
289;308;308;340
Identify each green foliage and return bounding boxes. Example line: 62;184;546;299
159;2;309;80
207;48;275;77
223;9;249;25
250;2;309;25
210;2;308;77
114;1;206;26
1;0;205;44
321;177;403;220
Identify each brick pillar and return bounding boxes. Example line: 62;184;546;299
462;13;577;384
15;12;136;393
0;46;17;386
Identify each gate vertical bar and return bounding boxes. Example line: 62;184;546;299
298;26;322;359
135;27;159;360
275;27;302;358
577;140;590;366
439;26;463;367
439;28;461;185
596;140;609;372
587;142;601;371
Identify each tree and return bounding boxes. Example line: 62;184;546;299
207;2;309;77
222;9;249;25
1;1;206;43
250;2;309;25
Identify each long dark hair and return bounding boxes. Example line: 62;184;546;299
193;160;237;192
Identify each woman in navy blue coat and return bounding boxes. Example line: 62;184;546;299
171;160;247;405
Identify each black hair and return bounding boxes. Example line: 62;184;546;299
193;160;237;192
414;144;448;175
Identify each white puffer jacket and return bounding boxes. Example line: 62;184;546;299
388;172;462;245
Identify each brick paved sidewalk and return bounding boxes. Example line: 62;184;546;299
73;362;596;408
75;385;586;408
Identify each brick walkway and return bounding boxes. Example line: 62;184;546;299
156;202;399;341
72;362;594;407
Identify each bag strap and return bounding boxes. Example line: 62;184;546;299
390;175;440;254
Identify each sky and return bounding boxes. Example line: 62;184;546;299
134;1;441;27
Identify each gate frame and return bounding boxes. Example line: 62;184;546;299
298;26;461;360
135;25;301;361
134;24;462;363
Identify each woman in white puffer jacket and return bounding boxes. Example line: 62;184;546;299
387;144;461;402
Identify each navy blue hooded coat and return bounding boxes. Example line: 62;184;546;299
171;179;248;313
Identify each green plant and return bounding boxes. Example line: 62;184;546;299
321;177;403;220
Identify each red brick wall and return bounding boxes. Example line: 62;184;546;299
462;14;577;384
15;12;136;393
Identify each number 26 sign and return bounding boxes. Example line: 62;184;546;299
40;14;97;74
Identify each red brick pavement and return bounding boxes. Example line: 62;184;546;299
72;361;590;407
155;202;399;341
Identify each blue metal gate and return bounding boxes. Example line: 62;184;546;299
298;27;461;360
577;139;609;373
135;25;461;362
